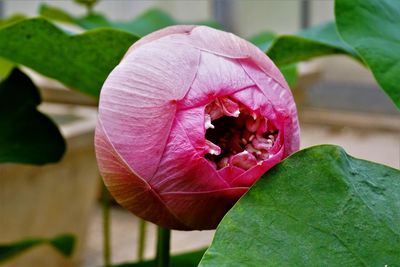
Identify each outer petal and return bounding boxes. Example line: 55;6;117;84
181;25;300;154
160;188;248;230
239;59;300;155
187;26;289;90
98;40;200;180
218;166;245;186
230;146;284;187
95;121;189;229
125;25;197;56
178;51;255;109
152;118;229;192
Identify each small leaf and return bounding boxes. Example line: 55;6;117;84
0;57;14;79
200;145;400;267
248;32;298;88
113;8;176;36
0;69;65;165
248;31;276;52
267;22;358;66
38;4;75;24
49;234;75;257
106;248;206;267
0;234;75;263
0;14;26;29
194;20;221;30
75;13;112;30
0;18;139;97
335;0;400;109
279;64;298;88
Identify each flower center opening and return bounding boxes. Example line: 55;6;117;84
204;97;278;170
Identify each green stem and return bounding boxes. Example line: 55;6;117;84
102;183;111;266
137;219;147;261
87;5;94;15
156;227;171;267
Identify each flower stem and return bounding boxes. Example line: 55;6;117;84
137;219;147;261
156;227;171;267
102;183;111;266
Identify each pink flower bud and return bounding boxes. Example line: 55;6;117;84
95;25;300;230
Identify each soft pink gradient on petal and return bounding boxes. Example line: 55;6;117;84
218;166;245;185
95;25;300;230
240;62;300;155
174;106;206;153
151;119;229;192
95;121;189;229
99;40;200;180
160;188;247;230
230;146;284;187
187;26;289;90
178;51;255;109
124;25;196;56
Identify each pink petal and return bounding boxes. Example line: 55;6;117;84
218;97;240;117
160;187;248;230
99;40;200;180
151;119;230;193
232;64;300;156
188;26;289;90
95;121;189;229
174;106;206;152
178;51;254;109
229;151;258;170
124;25;197;57
240;59;296;115
230;146;285;187
218;165;245;185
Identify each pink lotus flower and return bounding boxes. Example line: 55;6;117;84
95;25;300;230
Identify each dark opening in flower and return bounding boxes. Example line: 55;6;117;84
204;97;279;171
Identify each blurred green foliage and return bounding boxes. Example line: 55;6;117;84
0;234;75;263
39;5;220;36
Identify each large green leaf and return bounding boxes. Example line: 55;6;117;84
0;18;139;97
0;234;75;263
200;145;400;266
335;0;400;109
248;23;356;88
267;22;358;66
106;249;206;267
0;69;65;165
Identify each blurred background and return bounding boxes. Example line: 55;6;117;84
0;1;398;267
